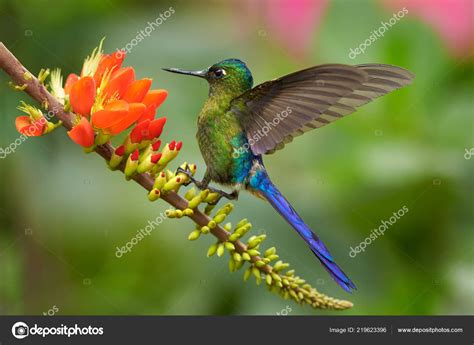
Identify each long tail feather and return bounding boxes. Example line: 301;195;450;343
251;171;356;292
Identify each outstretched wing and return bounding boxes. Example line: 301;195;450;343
231;64;414;155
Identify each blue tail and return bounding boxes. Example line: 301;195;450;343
250;170;356;292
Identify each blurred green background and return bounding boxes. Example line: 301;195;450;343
0;0;473;315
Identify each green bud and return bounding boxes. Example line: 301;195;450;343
235;218;248;229
266;274;272;286
242;252;251;261
224;242;235;251
184;188;197;200
264;247;276;257
165;209;175;218
247;249;260;257
188;230;201;241
228;258;235;272
200;189;209;200
213;214;226;224
228;233;240;242
201;226;210;234
233;252;242;262
271;273;282;282
147;188;161;201
188;195;202;209
267;254;279;262
235;260;244;271
217;243;225;257
207;243;218;257
205;192;220;204
252;267;260;279
243;267;252;282
235;224;252;236
183;208;194;216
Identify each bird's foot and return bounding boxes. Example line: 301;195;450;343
207;188;239;205
176;165;200;187
175;166;238;205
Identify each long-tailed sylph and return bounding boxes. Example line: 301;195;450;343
164;60;414;292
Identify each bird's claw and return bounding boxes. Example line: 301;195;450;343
176;165;194;186
207;188;239;205
176;165;238;205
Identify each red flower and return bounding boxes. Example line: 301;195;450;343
64;73;79;95
68;117;95;147
63;43;171;147
103;67;135;100
108;103;146;135
146;118;167;140
91;100;129;129
15;116;45;137
139;89;168;123
69;76;96;116
130;119;151;143
93;51;125;85
122;79;152;103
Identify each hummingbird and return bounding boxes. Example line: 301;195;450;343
164;60;414;292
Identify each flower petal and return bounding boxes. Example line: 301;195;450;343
122;78;152;103
142;89;168;108
109;103;146;135
137;104;157;123
91;100;129;129
67;117;95;147
93;51;126;85
15;116;45;137
103;67;135;100
64;73;79;95
130;119;150;143
69;76;96;116
145;117;167;140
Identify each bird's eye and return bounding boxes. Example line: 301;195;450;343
213;68;226;78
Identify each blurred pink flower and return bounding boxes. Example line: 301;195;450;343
236;0;328;59
383;0;474;58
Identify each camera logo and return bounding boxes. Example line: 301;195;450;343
12;321;29;339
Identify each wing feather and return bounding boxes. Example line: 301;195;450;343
232;63;414;155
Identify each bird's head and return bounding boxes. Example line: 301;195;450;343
163;59;253;97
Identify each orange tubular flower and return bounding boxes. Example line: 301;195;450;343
93;51;125;85
59;41;170;148
64;73;79;95
103;67;135;100
122;79;152;103
69;76;96;116
91;100;129;129
109;103;146;135
15;116;45;137
139;89;168;123
68;117;95;147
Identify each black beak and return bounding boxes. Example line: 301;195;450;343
162;67;208;78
